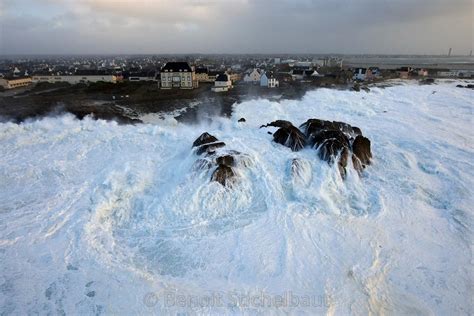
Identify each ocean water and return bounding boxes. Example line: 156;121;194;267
0;80;473;314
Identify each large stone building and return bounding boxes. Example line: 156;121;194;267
0;77;32;89
160;62;198;89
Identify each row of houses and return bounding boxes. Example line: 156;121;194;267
242;69;279;87
0;77;32;89
159;62;240;92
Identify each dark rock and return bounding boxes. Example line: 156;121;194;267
216;155;235;167
352;83;361;92
352;135;372;170
352;126;362;136
309;130;350;149
273;126;306;151
456;84;465;88
311;130;350;177
192;132;219;148
211;165;235;186
238;117;246;122
261;120;306;151
361;86;370;93
267;131;273;135
86;291;96;298
260;120;294;129
300;119;362;138
467;84;474;89
195;141;226;155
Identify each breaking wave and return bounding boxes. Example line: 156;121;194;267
0;80;473;314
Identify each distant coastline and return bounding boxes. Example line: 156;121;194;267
1;78;473;125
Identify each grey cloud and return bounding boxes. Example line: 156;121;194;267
0;0;472;54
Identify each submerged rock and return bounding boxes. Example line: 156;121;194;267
238;117;246;122
216;154;235;167
192;158;213;171
290;158;312;186
211;165;235;186
195;141;226;155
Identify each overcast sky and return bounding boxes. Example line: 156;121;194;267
0;0;473;55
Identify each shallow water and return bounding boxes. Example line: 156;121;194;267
0;80;473;314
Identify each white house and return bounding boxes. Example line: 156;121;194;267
211;73;233;92
268;75;279;88
353;68;368;81
243;68;262;83
259;72;279;88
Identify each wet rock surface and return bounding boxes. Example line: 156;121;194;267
192;133;243;187
192;117;372;187
211;165;236;186
265;118;373;177
261;120;307;151
352;135;372;172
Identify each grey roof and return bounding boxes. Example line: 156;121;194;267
161;62;192;72
215;73;229;82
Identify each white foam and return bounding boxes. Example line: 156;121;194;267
0;80;472;314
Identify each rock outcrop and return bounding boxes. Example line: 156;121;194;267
261;120;306;151
192;132;219;148
258;118;373;177
192;133;245;187
351;135;372;172
211;165;235;186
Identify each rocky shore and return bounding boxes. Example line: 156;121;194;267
0;79;404;124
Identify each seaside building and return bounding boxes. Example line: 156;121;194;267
397;67;412;79
160;62;198;89
195;67;211;83
260;72;279;88
32;70;117;84
353;67;380;81
0;76;32;89
353;68;368;81
291;69;304;80
211;73;233;92
268;74;280;88
127;71;158;81
243;69;262;83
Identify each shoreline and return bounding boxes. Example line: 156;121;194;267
0;78;471;125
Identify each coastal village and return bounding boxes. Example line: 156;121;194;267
1;55;473;123
1;55;474;92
